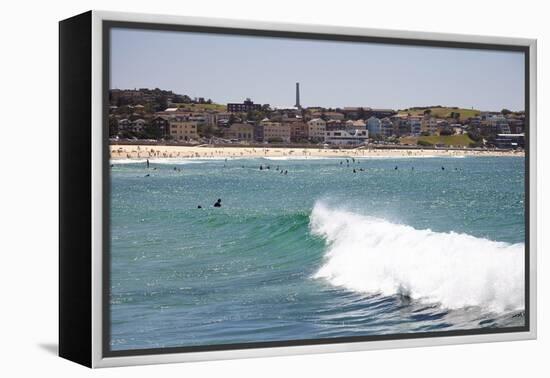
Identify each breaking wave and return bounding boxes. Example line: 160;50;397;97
310;202;524;312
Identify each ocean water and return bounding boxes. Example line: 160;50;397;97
109;156;525;351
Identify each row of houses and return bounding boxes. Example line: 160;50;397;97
222;120;368;145
117;116;199;141
113;101;525;146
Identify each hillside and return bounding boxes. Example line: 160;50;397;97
400;134;474;147
170;103;227;112
398;107;480;121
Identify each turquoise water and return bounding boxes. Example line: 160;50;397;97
109;156;525;351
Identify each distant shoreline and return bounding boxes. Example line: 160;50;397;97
109;143;523;159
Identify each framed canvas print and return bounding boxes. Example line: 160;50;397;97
59;10;537;368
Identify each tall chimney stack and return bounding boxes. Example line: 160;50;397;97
295;82;301;109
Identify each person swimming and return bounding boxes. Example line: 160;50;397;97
213;199;222;207
197;205;202;209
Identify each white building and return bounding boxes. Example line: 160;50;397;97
325;129;369;145
488;115;511;134
307;118;326;141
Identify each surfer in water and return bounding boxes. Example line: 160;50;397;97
213;199;222;208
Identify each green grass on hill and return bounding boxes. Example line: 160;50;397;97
171;103;227;112
398;107;480;121
400;134;474;147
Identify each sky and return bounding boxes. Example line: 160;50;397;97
110;28;525;111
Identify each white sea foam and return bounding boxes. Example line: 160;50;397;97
111;158;225;165
262;156;332;161
110;159;149;165
354;155;438;159
310;202;524;312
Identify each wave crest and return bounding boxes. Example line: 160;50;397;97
310;202;524;312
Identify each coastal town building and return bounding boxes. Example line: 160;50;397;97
227;98;262;113
311;111;345;121
169;120;199;141
151;116;171;137
325;119;345;131
390;115;409;137
260;119;291;143
118;118;147;133
117;118;130;131
307;118;326;141
367;108;397;119
487;115;511;134
367;116;382;137
380;118;394;137
494;133;525;149
342;107;365;119
408;117;422;136
345;119;367;131
450;124;464;135
421;116;438;134
224;123;254;142
289;122;308;142
325;129;369;145
507;117;525;134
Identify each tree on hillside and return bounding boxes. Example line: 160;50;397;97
467;131;482;142
108;117;118;137
143;122;162;140
423;109;432;115
449;112;460;120
501;108;512;115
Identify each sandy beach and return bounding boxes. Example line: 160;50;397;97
110;144;524;160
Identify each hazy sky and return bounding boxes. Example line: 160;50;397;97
110;28;525;111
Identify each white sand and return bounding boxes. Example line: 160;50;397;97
110;144;523;160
